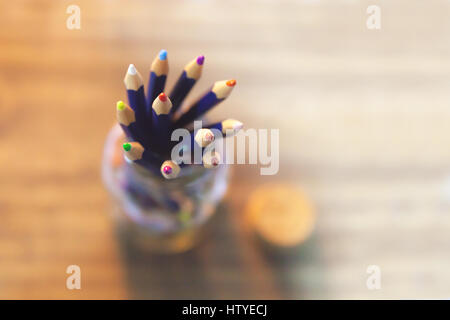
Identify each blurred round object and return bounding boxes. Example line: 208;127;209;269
245;183;315;247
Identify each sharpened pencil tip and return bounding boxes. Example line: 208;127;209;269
116;101;125;110
159;50;168;60
196;55;205;65
203;151;221;169
127;64;137;75
233;120;243;131
162;165;172;175
158;92;167;101
226;79;236;87
123;143;131;152
221;119;243;136
153;93;172;115
205;132;214;142
160;160;180;179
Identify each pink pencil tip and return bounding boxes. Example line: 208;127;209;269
163;165;172;174
205;132;214;141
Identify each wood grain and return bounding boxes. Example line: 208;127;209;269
1;0;450;299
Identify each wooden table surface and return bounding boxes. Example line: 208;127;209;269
1;0;450;299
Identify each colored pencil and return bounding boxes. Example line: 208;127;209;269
206;119;243;137
116;101;141;141
169;55;204;115
160;160;181;179
171;128;215;153
122;141;162;169
193;128;215;148
174;79;236;128
118;52;240;179
170;128;215;165
147;49;169;118
124;64;148;132
123;141;144;161
202;151;221;169
152;92;172;144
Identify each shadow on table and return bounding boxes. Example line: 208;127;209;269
116;203;324;299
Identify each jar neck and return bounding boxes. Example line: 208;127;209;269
124;158;215;191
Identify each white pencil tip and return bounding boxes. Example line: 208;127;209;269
233;120;244;131
127;64;137;75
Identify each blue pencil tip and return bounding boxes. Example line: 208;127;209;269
159;50;167;60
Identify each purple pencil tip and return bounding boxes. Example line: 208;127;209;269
196;55;205;65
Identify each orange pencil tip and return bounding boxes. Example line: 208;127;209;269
226;79;236;87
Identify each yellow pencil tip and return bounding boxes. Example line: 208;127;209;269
116;101;125;110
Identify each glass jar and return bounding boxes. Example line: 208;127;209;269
102;124;230;253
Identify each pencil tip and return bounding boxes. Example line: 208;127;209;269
233;120;243;131
205;131;214;142
158;92;167;101
159;50;168;60
127;64;137;75
116;101;125;110
226;79;236;87
196;55;205;65
195;129;215;148
203;151;221;169
161;160;180;179
162;165;172;175
123;143;131;152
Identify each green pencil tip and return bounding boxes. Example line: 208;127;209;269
116;101;125;110
123;143;131;151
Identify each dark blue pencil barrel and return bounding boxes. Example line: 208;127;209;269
151;93;173;153
169;71;196;114
119;124;137;142
147;49;169;119
174;91;223;128
129;87;152;144
147;72;167;116
169;55;204;116
124;64;150;142
127;87;146;120
205;122;223;132
153;113;171;149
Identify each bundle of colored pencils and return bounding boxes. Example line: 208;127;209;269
117;50;243;179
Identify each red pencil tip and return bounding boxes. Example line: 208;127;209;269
226;79;236;87
159;93;167;101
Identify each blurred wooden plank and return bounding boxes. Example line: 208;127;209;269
1;0;450;299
